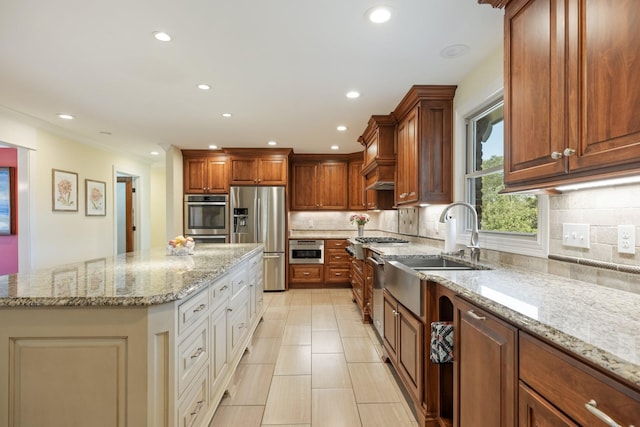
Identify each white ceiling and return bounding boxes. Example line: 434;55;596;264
0;0;503;162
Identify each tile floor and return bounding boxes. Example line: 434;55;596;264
208;288;419;427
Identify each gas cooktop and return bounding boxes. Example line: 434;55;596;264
354;237;409;244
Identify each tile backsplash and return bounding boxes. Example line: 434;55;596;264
289;182;640;294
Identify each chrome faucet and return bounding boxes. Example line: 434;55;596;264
439;202;480;262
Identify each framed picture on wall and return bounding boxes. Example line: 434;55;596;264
0;167;16;235
85;179;106;216
52;169;78;212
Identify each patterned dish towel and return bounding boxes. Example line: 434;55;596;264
430;321;454;364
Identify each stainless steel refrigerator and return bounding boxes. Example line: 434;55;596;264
230;186;286;291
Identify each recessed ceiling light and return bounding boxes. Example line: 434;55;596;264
440;44;470;59
197;84;211;90
331;145;339;150
221;113;232;118
336;125;348;132
267;141;277;146
153;31;171;42
346;91;360;99
150;151;160;156
367;6;391;23
57;113;74;120
209;145;218;149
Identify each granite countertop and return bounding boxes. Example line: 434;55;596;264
369;243;640;389
0;243;263;307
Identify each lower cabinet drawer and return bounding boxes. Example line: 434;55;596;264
324;266;350;282
177;365;210;427
178;289;209;336
289;265;323;282
519;332;640;426
211;278;230;311
177;319;209;397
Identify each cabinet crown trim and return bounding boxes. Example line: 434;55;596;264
392;85;457;121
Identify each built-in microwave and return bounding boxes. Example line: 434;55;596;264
289;239;324;264
184;195;229;239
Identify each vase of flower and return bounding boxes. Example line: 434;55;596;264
350;213;370;237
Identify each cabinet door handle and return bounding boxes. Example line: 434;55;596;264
221;285;229;291
335;256;342;259
408;192;416;196
227;307;233;312
190;347;204;359
303;272;310;275
585;400;624;427
467;310;486;321
190;400;204;416
563;148;577;157
550;151;563;160
335;273;342;276
193;304;206;313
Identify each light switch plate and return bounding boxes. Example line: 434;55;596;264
617;224;636;254
562;223;590;249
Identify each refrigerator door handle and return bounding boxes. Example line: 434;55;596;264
256;196;261;242
263;255;281;259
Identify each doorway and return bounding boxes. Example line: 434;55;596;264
116;175;136;253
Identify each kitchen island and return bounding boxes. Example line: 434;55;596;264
0;243;265;427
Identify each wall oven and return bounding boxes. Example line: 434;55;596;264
289;240;324;264
184;195;229;242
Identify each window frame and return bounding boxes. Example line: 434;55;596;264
460;97;549;258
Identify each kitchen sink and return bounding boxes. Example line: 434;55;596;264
390;255;473;270
384;256;477;317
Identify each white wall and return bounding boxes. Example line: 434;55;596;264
29;130;154;268
0;110;162;270
150;165;167;248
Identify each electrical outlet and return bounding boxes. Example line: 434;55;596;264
562;223;590;249
617;224;636;254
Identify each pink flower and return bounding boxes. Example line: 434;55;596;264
349;213;370;226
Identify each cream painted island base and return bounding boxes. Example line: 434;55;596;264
0;245;265;427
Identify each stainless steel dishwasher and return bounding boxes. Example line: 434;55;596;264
367;252;386;340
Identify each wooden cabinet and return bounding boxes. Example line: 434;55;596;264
382;290;424;404
393;86;456;206
227;148;290;186
183;152;229;194
519;332;640;426
348;157;366;210
454;296;517;427
519;382;577;426
349;257;366;319
290;157;349;210
324;239;350;285
358;115;396;210
503;0;640;190
289;264;323;285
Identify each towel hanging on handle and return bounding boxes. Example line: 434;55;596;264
430;321;454;364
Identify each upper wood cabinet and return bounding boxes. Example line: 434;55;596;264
290;156;349;210
504;0;640;190
393;85;456;206
182;151;228;194
227;148;291;186
348;156;366;211
359;115;396;189
358;115;395;210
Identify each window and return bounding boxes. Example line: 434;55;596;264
464;99;547;256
